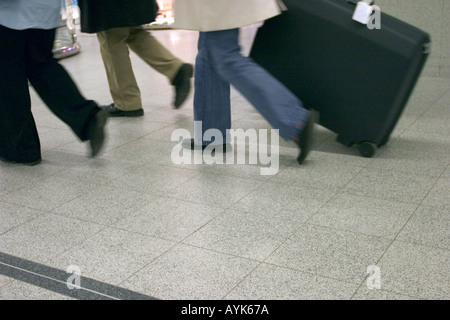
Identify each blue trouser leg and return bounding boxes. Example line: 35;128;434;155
193;32;231;145
194;28;309;142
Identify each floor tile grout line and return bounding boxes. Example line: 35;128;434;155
94;178;247;293
115;241;181;293
337;161;444;206
0;212;47;238
107;204;229;244
28;222;176;297
257;261;424;300
158;169;268;207
329;156;446;298
114;219;267;297
39;165;163;217
348;170;450;300
254;164;379;298
348;202;422;300
0;205;49;236
221;262;264;300
0;173;115;214
399;85;450;136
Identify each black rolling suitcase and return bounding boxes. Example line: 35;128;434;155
250;0;431;157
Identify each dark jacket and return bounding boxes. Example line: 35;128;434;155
78;0;159;33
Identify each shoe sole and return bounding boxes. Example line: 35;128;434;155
107;110;144;117
0;156;41;166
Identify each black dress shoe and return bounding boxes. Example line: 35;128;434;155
0;156;41;166
172;64;194;109
296;110;319;165
182;138;231;152
100;103;144;117
88;109;108;158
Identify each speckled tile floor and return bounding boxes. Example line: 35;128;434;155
0;27;449;300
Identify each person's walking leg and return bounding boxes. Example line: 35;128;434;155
97;28;143;116
205;29;310;141
0;25;41;164
191;32;231;147
127;27;183;81
25;28;107;157
127;27;193;109
204;29;317;163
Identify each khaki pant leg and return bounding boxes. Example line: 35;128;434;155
97;28;142;111
127;27;184;83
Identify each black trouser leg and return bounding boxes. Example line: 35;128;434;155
0;25;41;162
25;28;99;141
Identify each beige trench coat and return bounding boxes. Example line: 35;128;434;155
173;0;286;32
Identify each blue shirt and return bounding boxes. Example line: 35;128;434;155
0;0;62;30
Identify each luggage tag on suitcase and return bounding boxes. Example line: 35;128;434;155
352;0;375;25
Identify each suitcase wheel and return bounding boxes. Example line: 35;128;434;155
358;142;377;158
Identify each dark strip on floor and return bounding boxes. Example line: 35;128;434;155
0;252;157;300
